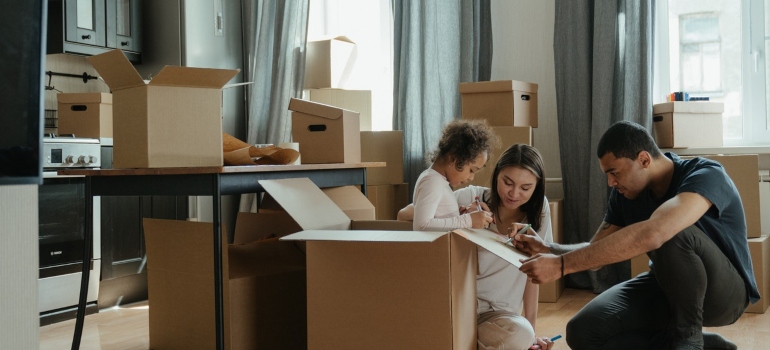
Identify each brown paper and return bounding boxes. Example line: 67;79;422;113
222;133;300;166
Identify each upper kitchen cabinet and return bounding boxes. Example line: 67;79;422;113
48;0;142;63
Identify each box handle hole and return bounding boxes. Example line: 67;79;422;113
653;115;663;122
71;105;88;111
520;94;530;101
308;124;327;132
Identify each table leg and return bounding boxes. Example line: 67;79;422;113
71;177;93;350
212;174;225;350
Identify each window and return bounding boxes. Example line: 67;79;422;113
656;0;770;145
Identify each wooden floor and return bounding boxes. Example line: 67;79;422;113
40;288;770;350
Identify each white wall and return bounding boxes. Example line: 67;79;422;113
490;0;561;179
0;185;39;349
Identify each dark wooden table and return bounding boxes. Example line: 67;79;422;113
59;162;385;350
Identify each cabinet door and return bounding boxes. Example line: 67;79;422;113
106;0;142;53
65;0;106;47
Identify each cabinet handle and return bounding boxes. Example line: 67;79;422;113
82;35;91;40
121;41;129;46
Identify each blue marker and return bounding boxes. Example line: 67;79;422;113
504;224;531;245
550;334;562;342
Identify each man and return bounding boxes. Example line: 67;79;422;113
515;121;758;350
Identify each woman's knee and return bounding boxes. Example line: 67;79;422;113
477;315;535;350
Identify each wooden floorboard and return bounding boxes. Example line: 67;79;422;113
40;288;770;350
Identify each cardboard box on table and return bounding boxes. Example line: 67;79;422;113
87;49;239;168
652;102;724;148
289;98;361;164
143;218;307;350
539;199;566;303
274;178;532;350
307;88;372;131
304;36;356;89
746;235;769;314
56;93;113;139
459;80;538;127
366;183;409;220
360;130;405;185
469;126;533;187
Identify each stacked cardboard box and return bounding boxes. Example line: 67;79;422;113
306;89;373;131
361;131;409;219
652;102;724;148
289;98;361;164
459;80;539;127
539;199;566;303
57;93;113;139
469;126;533;188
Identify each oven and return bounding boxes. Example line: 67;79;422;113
38;136;101;325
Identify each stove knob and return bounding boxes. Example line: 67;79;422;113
65;155;74;164
77;155;87;164
88;156;98;164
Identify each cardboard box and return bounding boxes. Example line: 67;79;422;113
361;131;404;185
275;178;533;349
631;254;651;277
87;49;238;168
695;155;761;238
469;126;533;187
321;185;376;221
539;199;566;303
652;102;724;148
760;181;770;235
57;93;113;139
459;80;538;127
746;235;769;314
307;89;372;131
143;218;307;349
366;183;409;220
289;98;361;164
304;36;356;89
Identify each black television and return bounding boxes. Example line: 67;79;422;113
0;1;46;185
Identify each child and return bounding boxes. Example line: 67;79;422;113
412;119;497;231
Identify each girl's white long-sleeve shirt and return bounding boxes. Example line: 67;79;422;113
412;168;473;231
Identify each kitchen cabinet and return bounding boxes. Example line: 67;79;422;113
48;0;142;63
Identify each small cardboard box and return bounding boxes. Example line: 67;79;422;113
143;218;307;350
539;199;566;303
746;235;769;314
630;254;651;277
307;88;372;131
469;126;533;187
696;155;761;238
275;178;533;349
361;131;404;185
57;93;113;139
459;80;538;127
87;49;239;168
289;98;361;164
304;36;356;89
366;183;409;220
652;102;724;148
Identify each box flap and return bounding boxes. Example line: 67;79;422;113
350;220;413;231
228;238;306;279
288;98;347;121
57;92;112;104
233;211;302;244
333;35;354;43
459;80;538;94
259;178;350;230
281;229;444;242
149;66;239;89
321;186;375;220
452;228;529;267
652;101;724;114
87;49;146;91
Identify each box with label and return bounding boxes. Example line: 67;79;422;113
459;80;538;127
366;183;409;220
746;235;769;314
539;199;566;303
144;218;307;350
361;131;404;185
652;102;724;148
304;36;356;89
307;88;372;131
289;98;361;164
57;93;113;139
469;126;533;187
87;50;238;168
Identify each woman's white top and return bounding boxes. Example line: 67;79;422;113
412;168;473;231
454;185;553;315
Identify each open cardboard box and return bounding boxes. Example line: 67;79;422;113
269;178;530;349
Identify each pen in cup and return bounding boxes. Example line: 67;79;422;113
504;223;531;245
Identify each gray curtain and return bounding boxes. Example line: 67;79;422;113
392;0;492;199
240;0;309;212
554;0;654;293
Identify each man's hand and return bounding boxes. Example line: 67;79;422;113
510;224;549;256
519;253;562;284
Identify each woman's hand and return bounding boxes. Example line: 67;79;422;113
508;223;549;255
469;209;494;229
528;336;554;350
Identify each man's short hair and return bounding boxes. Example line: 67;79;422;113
596;121;662;160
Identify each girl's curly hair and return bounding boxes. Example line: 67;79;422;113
428;119;499;171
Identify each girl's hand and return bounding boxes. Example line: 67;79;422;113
528;336;554;350
470;210;494;229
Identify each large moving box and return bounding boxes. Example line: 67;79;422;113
289;98;361;164
652;102;724;148
366;183;409;220
307;89;372;131
57;93;113;139
360;131;404;185
88;49;238;168
459;80;538;127
304;36;356;89
277;178;533;350
539;199;566;303
469;126;532;187
144;219;306;350
746;235;769;314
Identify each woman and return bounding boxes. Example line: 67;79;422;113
398;144;555;350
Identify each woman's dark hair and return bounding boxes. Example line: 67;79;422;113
428;119;497;171
487;144;546;232
596;121;662;160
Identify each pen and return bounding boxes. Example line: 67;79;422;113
504;223;531;244
475;196;483;212
550;334;562;342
